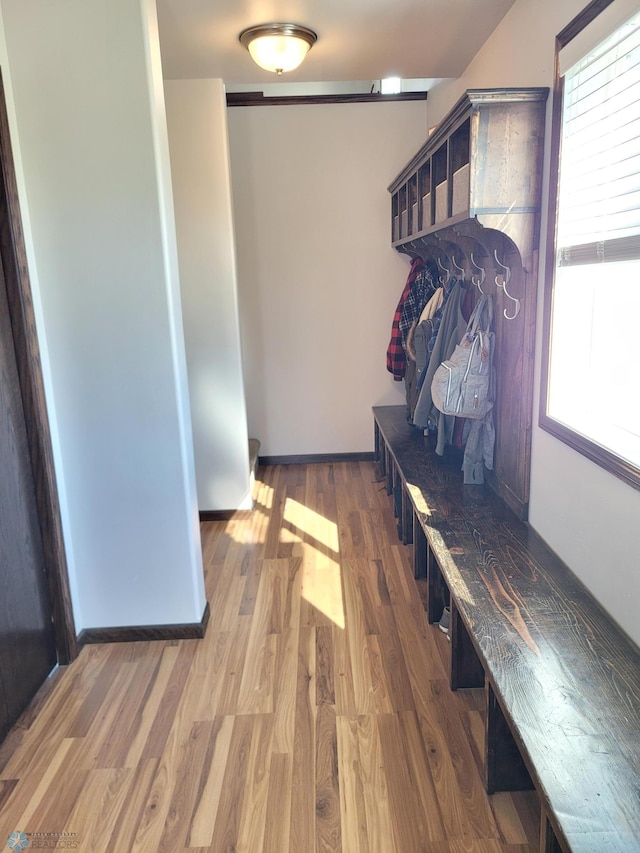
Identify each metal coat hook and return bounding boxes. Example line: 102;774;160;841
402;240;422;261
470;252;486;294
493;249;520;319
436;257;451;287
451;255;466;282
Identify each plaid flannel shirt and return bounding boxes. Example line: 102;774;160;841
386;257;424;380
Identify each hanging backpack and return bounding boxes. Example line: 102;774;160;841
431;293;495;419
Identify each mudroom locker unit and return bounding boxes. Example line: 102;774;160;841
388;87;549;518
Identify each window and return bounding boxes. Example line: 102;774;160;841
541;1;640;489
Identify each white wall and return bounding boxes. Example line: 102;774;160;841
227;100;427;456
0;0;206;630
165;79;251;512
427;0;640;645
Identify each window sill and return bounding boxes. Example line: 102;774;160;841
539;413;640;492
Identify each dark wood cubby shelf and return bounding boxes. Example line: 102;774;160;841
388;88;549;519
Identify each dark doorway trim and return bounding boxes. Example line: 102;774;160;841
227;91;428;107
0;70;78;664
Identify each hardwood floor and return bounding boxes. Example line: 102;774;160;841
0;461;540;852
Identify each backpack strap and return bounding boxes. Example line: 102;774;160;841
464;293;493;343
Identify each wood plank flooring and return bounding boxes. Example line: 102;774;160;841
0;461;540;852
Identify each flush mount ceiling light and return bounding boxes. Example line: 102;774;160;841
239;23;317;75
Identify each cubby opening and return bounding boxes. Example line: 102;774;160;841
432;142;448;223
418;162;431;231
450;118;471;216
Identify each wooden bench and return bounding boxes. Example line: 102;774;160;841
373;405;640;853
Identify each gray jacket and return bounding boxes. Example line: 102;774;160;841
412;279;467;441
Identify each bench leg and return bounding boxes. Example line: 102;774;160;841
392;464;402;522
485;682;533;794
427;546;449;625
374;422;384;480
413;517;427;579
399;486;413;545
385;447;393;496
539;810;563;853
450;601;484;690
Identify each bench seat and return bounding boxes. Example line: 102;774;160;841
373;405;640;853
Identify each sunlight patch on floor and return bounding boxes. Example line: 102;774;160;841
254;477;274;512
222;479;346;627
224;479;274;545
300;545;345;629
225;504;269;545
283;498;339;553
284;497;345;629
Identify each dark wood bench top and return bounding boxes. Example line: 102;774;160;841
373;405;640;853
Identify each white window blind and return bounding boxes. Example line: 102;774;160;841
557;9;640;264
545;5;640;477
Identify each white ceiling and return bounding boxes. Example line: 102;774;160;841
156;0;516;84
